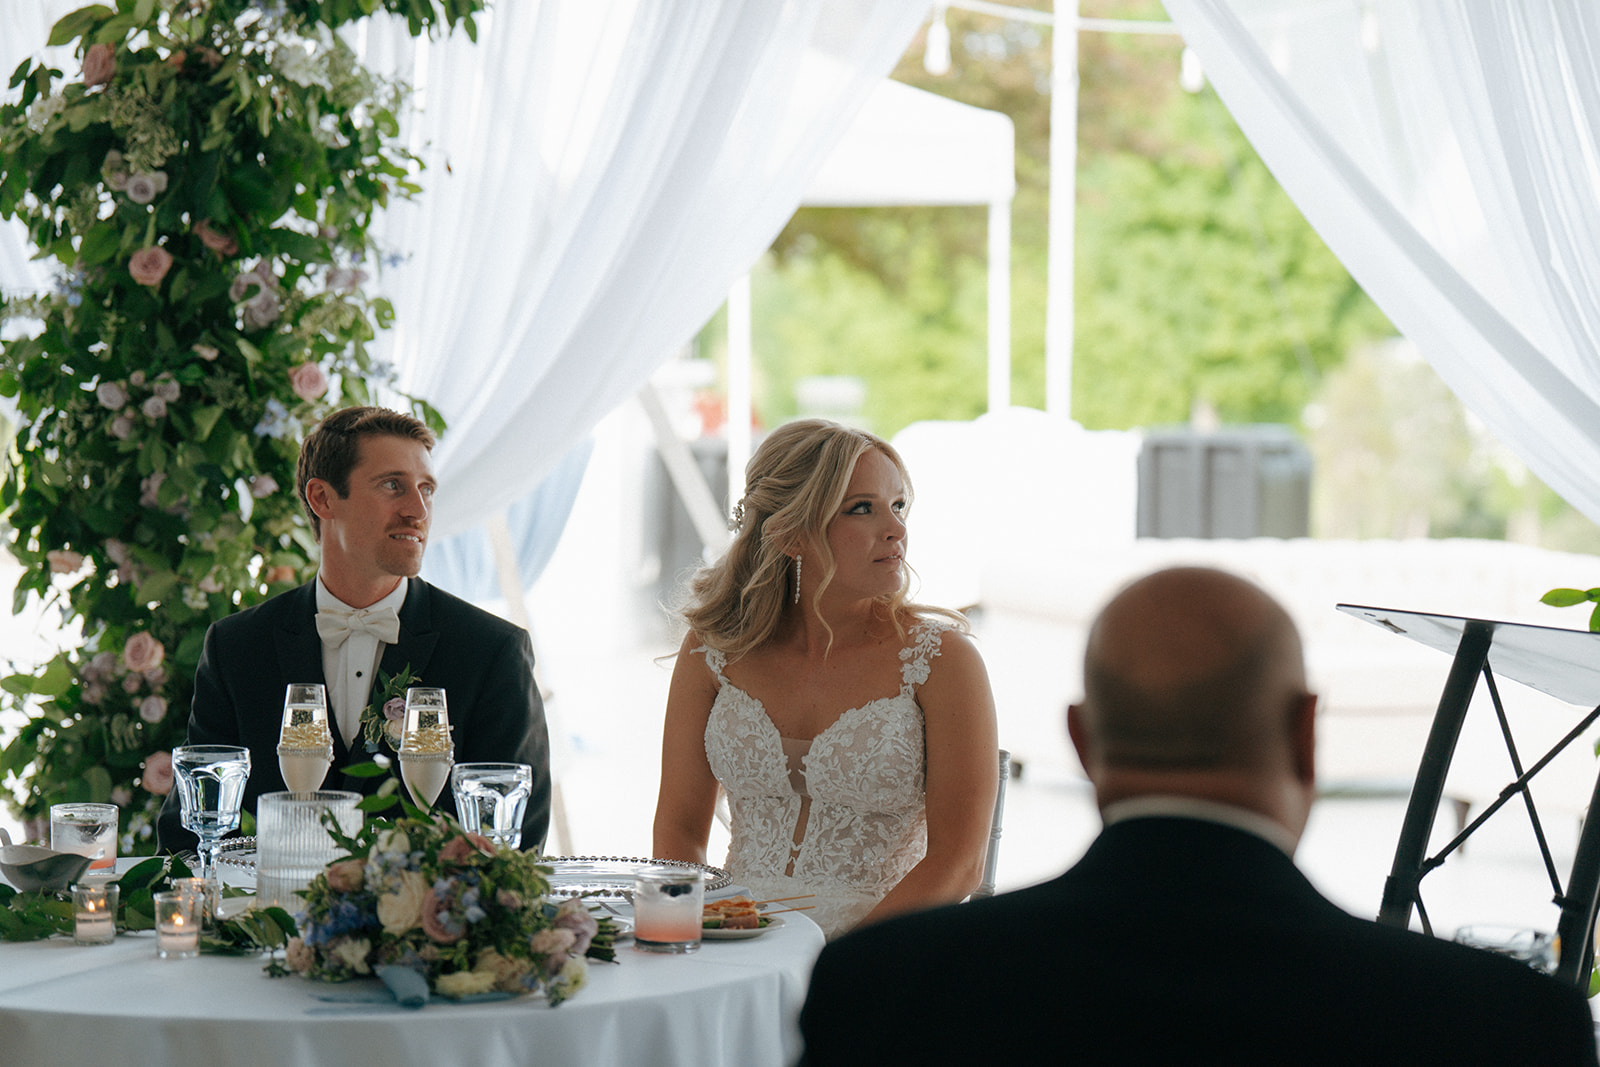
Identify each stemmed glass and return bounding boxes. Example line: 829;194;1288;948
398;687;453;810
276;683;332;795
172;745;251;888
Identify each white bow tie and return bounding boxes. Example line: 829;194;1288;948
315;604;401;647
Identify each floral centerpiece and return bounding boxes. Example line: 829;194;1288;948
284;813;614;1006
0;1;478;850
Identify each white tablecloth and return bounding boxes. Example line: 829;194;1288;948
0;903;824;1067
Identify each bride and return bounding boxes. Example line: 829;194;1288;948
652;419;998;940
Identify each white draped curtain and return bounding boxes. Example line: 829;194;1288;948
1163;0;1600;526
1;0;932;541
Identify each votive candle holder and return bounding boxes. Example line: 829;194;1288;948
72;882;119;946
154;891;200;959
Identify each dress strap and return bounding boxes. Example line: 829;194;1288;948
694;643;730;686
897;619;948;697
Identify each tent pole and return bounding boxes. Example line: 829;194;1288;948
988;197;1012;412
1045;0;1078;417
727;274;753;508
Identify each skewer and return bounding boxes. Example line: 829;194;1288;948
761;905;815;915
748;894;816;905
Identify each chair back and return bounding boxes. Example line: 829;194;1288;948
970;749;1011;900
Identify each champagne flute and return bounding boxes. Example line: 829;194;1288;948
276;683;332;795
172;745;251;888
398;687;452;809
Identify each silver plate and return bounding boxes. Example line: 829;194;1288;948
538;856;732;899
216;837;259;871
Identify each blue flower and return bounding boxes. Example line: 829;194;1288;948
253;397;293;439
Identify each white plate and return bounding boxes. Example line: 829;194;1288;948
702;915;784;940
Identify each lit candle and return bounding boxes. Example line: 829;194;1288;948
72;882;118;946
154;891;200;959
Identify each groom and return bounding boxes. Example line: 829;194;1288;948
157;407;551;853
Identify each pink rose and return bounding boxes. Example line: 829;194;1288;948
96;382;128;410
123;631;166;673
420;890;464;944
288;362;329;402
194;220;238;257
144;666;167;687
83;682;107;706
285;937;314;973
250;474;278;499
138;694;167;723
152;376;180;402
192;343;219;361
129;246;173;287
110;414;135;439
47;549;84;574
264;565;296;585
141;395;167;419
198;573;223;594
129;370;146;387
122;674;143;694
326;859;366;894
438;836;483;864
83;43;115;87
110;786;132;807
143;750;174;796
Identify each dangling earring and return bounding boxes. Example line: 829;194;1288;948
793;554;802;605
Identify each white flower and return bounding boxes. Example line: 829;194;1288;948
329;937;372;975
141;395;167;419
138;694;167;723
125;171;168;205
435;969;497;998
192;343;219;362
152;376;180;402
47;549;85;574
377;869;428;935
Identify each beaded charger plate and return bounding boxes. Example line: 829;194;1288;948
537;856;732;900
216;837;259;871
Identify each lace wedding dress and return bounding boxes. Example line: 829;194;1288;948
700;618;949;940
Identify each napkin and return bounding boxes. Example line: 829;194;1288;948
377;965;431;1008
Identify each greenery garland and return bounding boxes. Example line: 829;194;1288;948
0;0;480;852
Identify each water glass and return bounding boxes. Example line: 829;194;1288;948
255;790;362;911
172;745;251;885
1453;925;1558;973
450;763;533;849
633;868;704;954
51;803;119;871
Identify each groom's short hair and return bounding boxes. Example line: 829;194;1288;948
296;406;435;537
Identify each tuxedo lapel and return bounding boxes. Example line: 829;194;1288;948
381;579;441;681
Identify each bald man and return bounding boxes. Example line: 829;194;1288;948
799;567;1598;1066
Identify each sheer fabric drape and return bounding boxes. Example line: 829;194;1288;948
1164;0;1600;524
358;0;930;537
2;1;931;545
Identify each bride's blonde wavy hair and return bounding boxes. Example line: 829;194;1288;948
680;418;966;661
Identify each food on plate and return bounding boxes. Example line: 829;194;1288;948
702;895;769;930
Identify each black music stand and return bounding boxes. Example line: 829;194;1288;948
1338;604;1600;987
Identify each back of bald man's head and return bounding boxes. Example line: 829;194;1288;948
1078;567;1310;774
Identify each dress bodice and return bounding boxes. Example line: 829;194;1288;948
700;619;948;939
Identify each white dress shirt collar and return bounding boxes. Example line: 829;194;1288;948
315;575;408;746
1100;794;1300;857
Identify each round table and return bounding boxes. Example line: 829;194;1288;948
0;900;824;1067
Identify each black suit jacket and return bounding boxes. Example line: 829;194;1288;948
157;579;551;853
800;817;1599;1065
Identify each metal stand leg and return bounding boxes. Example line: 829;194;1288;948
1554;772;1600;987
1378;622;1492;930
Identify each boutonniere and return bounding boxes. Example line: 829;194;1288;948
360;665;422;754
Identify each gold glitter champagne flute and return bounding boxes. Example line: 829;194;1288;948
277;683;333;795
398;687;452;809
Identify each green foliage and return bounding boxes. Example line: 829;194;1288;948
749;1;1394;441
0;0;470;850
1540;587;1600;633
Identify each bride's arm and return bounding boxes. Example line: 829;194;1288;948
858;627;999;927
651;631;722;865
